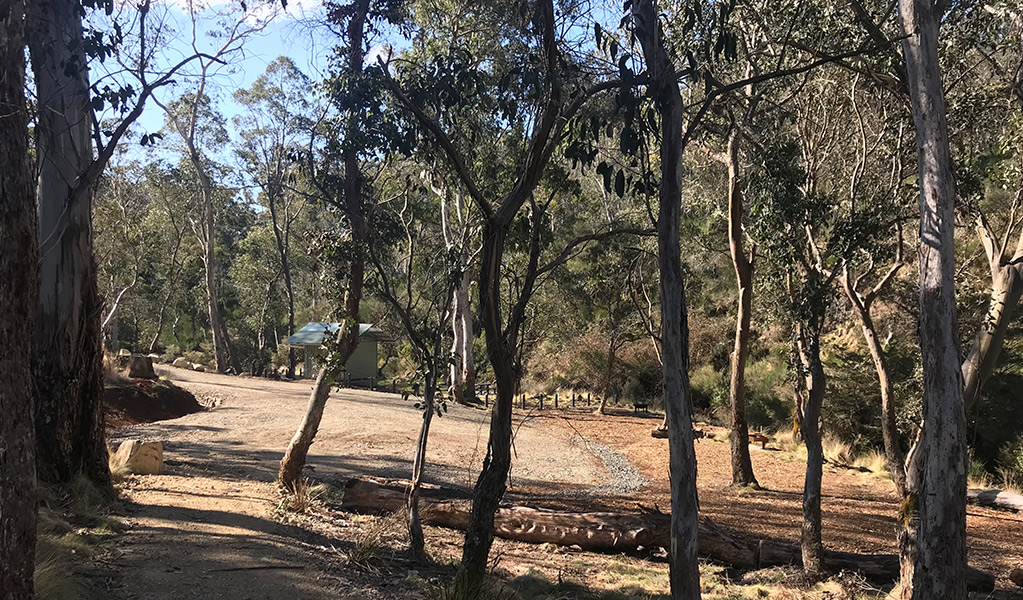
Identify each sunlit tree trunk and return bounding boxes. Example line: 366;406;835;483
1;4;38;595
961;218;1023;412
278;0;369;489
898;1;967;597
440;187;476;404
842;269;907;496
634;1;701;596
725;134;757;488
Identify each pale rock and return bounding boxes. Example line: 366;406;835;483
111;440;163;475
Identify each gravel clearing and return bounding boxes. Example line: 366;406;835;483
531;434;647;499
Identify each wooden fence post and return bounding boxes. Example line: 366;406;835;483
554;393;558;409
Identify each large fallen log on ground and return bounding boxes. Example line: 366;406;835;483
968;488;1023;513
342;476;995;591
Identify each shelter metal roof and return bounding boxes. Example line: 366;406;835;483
282;322;394;347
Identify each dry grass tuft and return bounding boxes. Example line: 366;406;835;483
822;436;855;468
344;510;408;572
273;478;330;515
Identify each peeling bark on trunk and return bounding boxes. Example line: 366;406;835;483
961;256;1023;413
725;135;757;488
28;0;109;486
1;5;38;595
634;1;701;597
898;2;968;598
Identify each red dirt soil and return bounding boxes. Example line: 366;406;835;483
104;378;203;428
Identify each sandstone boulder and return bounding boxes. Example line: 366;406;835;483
110;440;163;475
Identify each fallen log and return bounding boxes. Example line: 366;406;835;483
342;476;994;591
968;488;1023;513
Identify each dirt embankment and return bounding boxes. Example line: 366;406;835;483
104;377;203;428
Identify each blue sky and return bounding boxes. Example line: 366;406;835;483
103;0;344;167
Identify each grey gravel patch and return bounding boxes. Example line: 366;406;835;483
539;435;648;499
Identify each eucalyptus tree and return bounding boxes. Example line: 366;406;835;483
27;0;225;485
898;0;968;596
366;172;462;559
158;91;245;372
0;3;38;596
945;3;1023;415
150;0;280;373
381;0;654;588
234;57;314;377
432;178;478;405
278;0;405;489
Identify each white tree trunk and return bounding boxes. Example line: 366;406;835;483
898;2;968;598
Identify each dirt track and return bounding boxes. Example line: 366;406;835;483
104;367;1023;599
105;367;621;599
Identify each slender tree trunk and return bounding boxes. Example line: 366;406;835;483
268;194;297;377
725;135;757;488
961;264;1023;413
898;2;967;597
450;269;473;403
460;275;476;402
1;5;38;595
148;232;183;353
458;221;515;591
796;330;826;578
408;364;438;560
278;0;370;489
598;338;617;415
842;277;907;496
200;184;240;373
441;188;476;404
278;308;362;487
634;1;701;596
28;0;109;486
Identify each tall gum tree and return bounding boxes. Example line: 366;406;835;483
382;1;652;587
1;1;39;596
28;0;109;485
151;1;280;374
234;57;314;378
898;0;968;597
278;0;377;489
632;0;702;595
